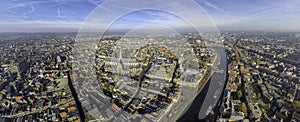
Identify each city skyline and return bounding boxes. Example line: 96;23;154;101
0;0;300;32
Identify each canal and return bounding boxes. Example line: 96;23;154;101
177;47;227;122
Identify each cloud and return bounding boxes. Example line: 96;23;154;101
87;0;105;6
29;5;35;13
203;0;300;31
5;1;48;19
201;0;228;14
55;4;74;19
93;0;218;31
57;7;61;18
1;0;300;32
8;1;47;9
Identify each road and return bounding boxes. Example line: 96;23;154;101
123;56;152;110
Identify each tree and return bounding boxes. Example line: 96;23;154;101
240;102;248;117
292;101;300;111
257;93;261;100
237;90;243;100
46;58;52;64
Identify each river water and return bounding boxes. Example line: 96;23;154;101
177;47;227;121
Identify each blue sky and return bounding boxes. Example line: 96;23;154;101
0;0;300;32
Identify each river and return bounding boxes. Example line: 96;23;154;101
177;46;227;121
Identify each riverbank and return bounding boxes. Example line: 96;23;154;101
177;46;228;121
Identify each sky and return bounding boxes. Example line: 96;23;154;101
0;0;300;32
